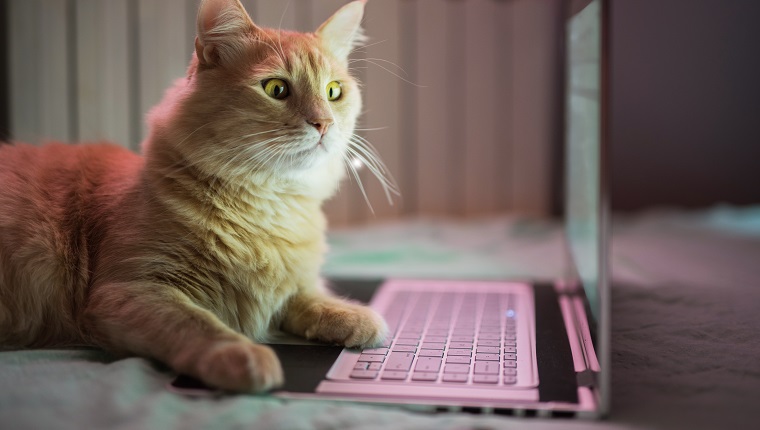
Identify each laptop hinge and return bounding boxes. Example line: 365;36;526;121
576;369;599;388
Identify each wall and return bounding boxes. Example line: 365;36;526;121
4;0;563;225
610;0;760;210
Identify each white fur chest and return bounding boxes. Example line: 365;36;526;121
201;192;326;341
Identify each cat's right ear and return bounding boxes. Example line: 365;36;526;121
195;0;257;68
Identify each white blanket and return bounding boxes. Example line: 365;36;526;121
2;206;759;429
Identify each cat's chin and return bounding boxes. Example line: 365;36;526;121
245;148;344;198
280;136;344;172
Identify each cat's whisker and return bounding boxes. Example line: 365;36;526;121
347;135;393;178
170;121;219;150
251;37;283;62
224;136;286;173
346;148;396;207
349;57;409;77
349;38;388;54
157;132;278;181
352;126;389;132
347;135;400;196
344;145;398;205
342;152;374;214
352;58;425;88
276;2;290;59
345;145;394;191
254;31;287;65
250;142;288;170
346;142;386;178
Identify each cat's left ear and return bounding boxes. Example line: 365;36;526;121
196;0;258;68
317;0;367;62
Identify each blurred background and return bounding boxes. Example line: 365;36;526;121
0;0;758;226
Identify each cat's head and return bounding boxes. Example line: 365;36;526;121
150;0;366;196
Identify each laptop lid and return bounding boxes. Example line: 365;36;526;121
564;0;611;415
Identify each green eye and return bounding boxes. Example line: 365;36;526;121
263;79;289;99
326;81;342;101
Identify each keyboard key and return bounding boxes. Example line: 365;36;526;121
478;333;500;340
504;340;516;347
444;364;470;374
447;349;472;356
476;346;499;354
446;355;471;364
362;347;389;355
474;361;500;375
424;336;447;343
478;326;501;333
472;374;499;384
420;342;445;350
350;370;378;379
415;357;442;372
503;346;516;353
504;367;517;375
504;360;517;368
448;342;473;349
395;338;419;346
368;362;383;370
451;329;475;336
450;335;474;342
354;362;369;370
475;353;500;361
385;352;415;371
503;353;516;360
442;374;468;383
392;345;417;353
477;340;500;347
504;334;517;340
381;371;408;380
412;372;438;382
426;329;449;336
419;349;444;358
503;375;517;384
358;354;386;362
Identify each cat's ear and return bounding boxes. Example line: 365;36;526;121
195;0;257;67
316;0;367;62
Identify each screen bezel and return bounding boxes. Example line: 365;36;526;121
563;0;611;415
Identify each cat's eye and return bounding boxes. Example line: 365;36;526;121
326;81;342;101
263;79;289;99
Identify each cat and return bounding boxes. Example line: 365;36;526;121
0;0;390;393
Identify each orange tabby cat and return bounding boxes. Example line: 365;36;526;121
0;0;388;393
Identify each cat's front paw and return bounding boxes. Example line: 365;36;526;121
305;303;389;349
195;339;283;393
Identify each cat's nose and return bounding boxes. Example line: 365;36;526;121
307;118;334;136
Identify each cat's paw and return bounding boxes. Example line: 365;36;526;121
305;303;389;349
195;339;283;393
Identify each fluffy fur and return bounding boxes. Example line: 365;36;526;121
0;0;388;392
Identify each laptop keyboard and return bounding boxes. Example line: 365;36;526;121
349;290;519;386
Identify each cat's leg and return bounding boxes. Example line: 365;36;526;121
281;280;388;348
84;283;283;393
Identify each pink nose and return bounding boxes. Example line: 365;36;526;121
307;118;334;136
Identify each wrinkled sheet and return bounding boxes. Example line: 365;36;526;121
2;206;759;430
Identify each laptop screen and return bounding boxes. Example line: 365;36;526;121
565;0;610;414
565;0;605;323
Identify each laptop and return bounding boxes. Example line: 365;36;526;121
171;0;610;419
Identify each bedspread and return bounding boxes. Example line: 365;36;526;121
2;206;759;429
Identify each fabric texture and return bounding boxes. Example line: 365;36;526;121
2;206;759;429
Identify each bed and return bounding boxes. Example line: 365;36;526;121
2;206;759;429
